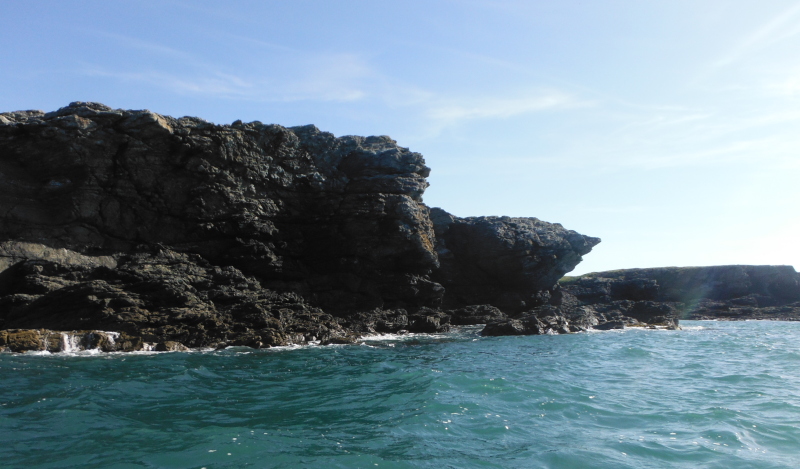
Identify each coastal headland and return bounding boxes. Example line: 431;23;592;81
1;102;797;352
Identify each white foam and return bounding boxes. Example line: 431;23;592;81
105;331;120;345
359;332;413;342
60;332;82;353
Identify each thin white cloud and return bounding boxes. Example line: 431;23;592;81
771;68;800;96
425;90;589;125
78;30;379;103
91;31;200;62
77;30;589;125
82;67;255;98
83;60;377;103
281;54;374;102
620;138;774;170
610;112;714;139
712;2;800;69
222;34;299;54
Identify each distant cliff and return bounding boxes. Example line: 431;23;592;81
0;102;599;352
560;265;800;321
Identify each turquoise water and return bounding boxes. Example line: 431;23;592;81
2;321;799;468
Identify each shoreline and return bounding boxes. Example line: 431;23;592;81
2;104;797;352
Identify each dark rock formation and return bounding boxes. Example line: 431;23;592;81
0;102;438;313
430;207;600;313
0;102;600;351
481;305;598;336
0;247;347;349
0;329;136;353
560;265;800;322
446;304;507;326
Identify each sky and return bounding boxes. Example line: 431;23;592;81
1;0;799;275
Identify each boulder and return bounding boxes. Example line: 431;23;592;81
155;341;190;352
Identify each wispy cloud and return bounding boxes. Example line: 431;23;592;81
77;31;380;103
82;68;256;99
770;67;800;96
91;31;200;62
426;90;585;124
517;88;800;173
280;54;374;102
76;30;591;130
711;2;800;69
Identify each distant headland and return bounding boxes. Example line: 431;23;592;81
0;103;797;352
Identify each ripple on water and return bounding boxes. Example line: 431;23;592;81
2;321;800;468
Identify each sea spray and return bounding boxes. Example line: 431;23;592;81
59;332;81;353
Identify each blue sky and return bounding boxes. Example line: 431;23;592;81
2;0;799;275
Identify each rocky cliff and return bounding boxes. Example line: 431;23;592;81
430;208;599;313
560;265;800;322
0;102;600;352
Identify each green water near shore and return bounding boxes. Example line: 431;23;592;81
2;321;799;468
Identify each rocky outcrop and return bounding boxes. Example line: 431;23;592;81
0;102;600;351
0;329;144;353
430;208;600;313
477;292;681;336
560;265;800;322
481;305;599;336
0;248;348;349
0;102;439;313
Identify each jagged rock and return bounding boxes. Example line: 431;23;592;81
0;102;600;350
0;329;146;353
0;329;45;352
0;102;438;313
592;321;625;331
447;304;507;325
482;319;527;336
155;341;190;352
430;207;600;313
407;309;450;333
321;335;360;345
481;304;599;336
561;265;800;322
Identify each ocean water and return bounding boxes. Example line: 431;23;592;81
2;321;799;469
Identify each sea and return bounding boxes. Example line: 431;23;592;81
2;321;799;469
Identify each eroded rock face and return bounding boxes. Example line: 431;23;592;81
481;305;598;336
0;102;601;351
0;102;439;313
0;329;141;353
430;207;600;313
0;248;350;348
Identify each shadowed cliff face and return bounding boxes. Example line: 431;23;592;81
0;102;440;312
0;102;601;350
